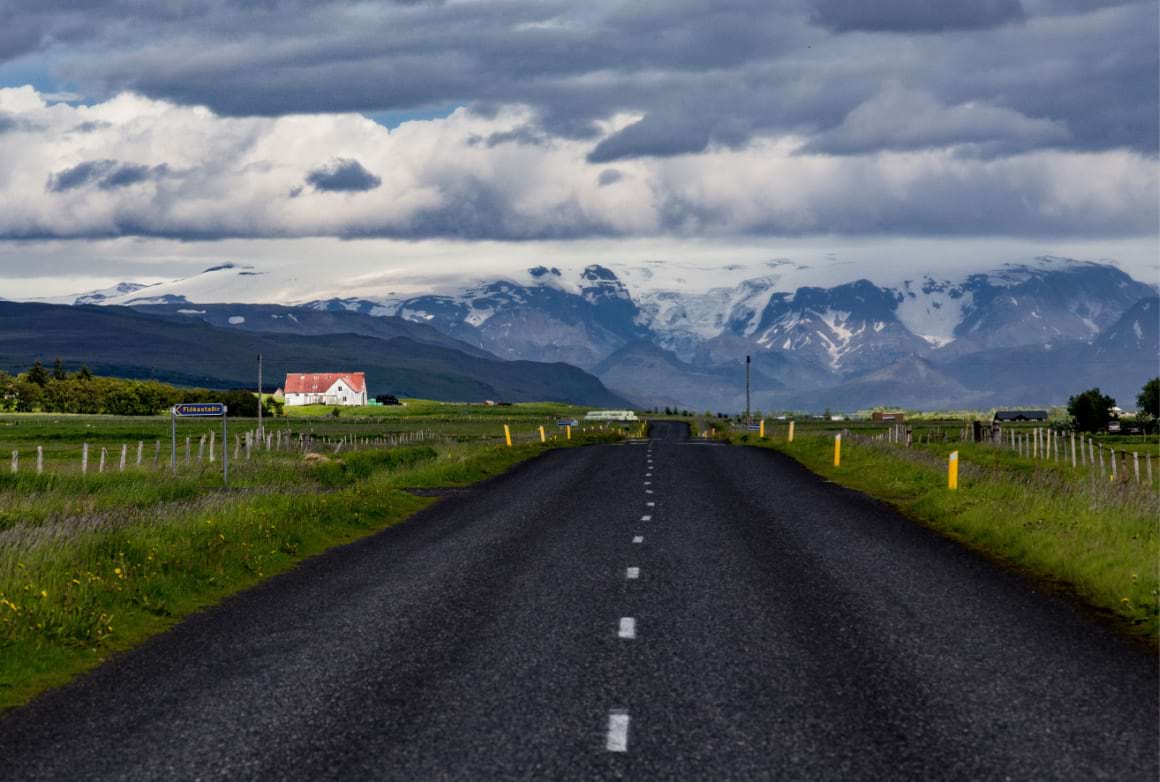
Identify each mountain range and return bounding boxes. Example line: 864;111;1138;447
21;256;1160;411
0;302;629;407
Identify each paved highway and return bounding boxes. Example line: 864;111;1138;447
0;421;1155;780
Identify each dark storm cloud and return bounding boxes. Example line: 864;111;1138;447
809;0;1025;32
46;159;169;192
6;0;1154;161
467;125;548;148
588;113;714;162
305;159;381;192
597;169;624;187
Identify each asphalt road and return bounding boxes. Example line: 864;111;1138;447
1;421;1156;780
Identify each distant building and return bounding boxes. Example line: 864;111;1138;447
872;411;905;423
993;410;1048;422
585;410;639;422
271;387;285;402
283;372;368;406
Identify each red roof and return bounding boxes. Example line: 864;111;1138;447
284;372;366;394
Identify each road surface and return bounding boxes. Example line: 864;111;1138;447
1;421;1156;780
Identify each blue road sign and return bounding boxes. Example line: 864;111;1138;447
557;419;579;427
174;402;226;417
746;424;762;431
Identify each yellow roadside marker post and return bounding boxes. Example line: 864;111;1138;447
948;450;959;490
538;425;546;443
788;420;795;443
759;419;765;438
503;425;512;447
833;433;841;467
566;425;572;440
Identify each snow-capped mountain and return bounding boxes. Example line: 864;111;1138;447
27;256;1158;410
308;265;646;368
37;281;154;306
746;281;932;374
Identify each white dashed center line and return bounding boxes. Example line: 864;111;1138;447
646;501;655;507
626;567;639;579
618;617;636;638
645;489;653;494
643;481;651;485
632;535;643;543
607;711;630;752
640;515;651;521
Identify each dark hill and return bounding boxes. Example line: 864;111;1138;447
0;302;630;406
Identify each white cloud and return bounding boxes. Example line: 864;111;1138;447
0;86;1155;243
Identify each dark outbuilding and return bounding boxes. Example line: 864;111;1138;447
993;410;1048;422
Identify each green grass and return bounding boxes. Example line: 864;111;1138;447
0;410;622;711
283;398;593;419
729;423;1160;639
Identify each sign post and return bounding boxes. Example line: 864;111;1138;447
172;403;229;488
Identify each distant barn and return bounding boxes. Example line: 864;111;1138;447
284;372;368;406
872;411;905;423
993;410;1048;422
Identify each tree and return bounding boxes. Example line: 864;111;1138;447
1138;377;1159;419
52;356;67;381
1067;387;1115;433
26;360;49;387
1137;377;1159;433
77;365;93;382
12;379;42;412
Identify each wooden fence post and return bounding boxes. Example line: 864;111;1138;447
1110;447;1117;480
136;440;144;468
82;443;89;475
208;430;216;463
36;445;43;475
1098;445;1105;475
99;447;107;474
1133;452;1140;483
1070;432;1076;468
185;437;191;465
197;435;206;464
154;440;160;468
10;450;17;474
119;444;127;472
1147;453;1153;485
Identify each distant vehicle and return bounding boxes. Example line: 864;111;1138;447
375;394;401;406
557;419;579;427
1107;420;1121;432
584;410;639;422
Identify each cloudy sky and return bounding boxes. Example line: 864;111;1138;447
0;0;1156;297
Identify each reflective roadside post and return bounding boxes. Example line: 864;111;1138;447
834;433;841;467
948;450;959;490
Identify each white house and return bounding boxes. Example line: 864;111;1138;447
283;372;368;406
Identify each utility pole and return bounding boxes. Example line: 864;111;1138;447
257;353;263;438
745;354;751;426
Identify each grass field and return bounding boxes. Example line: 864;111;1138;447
0;405;626;711
727;419;1160;639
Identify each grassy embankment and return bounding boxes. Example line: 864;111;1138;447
727;420;1159;639
0;405;622;711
